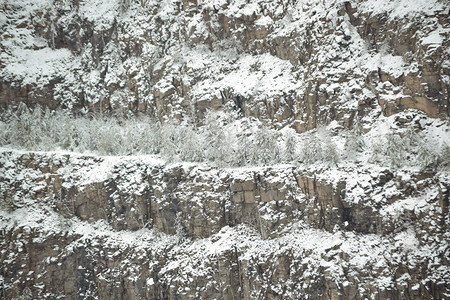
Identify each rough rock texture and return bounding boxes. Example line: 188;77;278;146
1;151;449;299
1;0;450;299
1;0;449;130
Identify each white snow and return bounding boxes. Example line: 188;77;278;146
422;24;448;45
79;0;121;30
360;0;445;18
255;15;273;27
4;48;73;85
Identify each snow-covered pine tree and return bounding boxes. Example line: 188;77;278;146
439;143;450;170
403;127;420;150
11;103;33;149
201;110;240;166
38;108;56;151
178;125;202;163
122;118;143;155
235;132;254;166
416;142;438;171
160;123;180;162
300;134;322;165
202;110;224;163
252;127;280;165
0;122;6;145
147;120;163;155
344;117;365;160
369;140;383;164
282;130;298;163
386;133;405;169
323;138;339;165
28;105;45;149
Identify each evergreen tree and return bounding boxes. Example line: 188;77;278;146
417;142;437;171
369;140;383;164
178;126;202;163
148;120;163;155
323;138;339;165
160;123;180;162
386;133;405;169
253;127;280;165
300;135;322;165
439;143;450;170
235;132;253;166
39;108;55;151
282;130;298;163
344;117;365;160
12;103;33;148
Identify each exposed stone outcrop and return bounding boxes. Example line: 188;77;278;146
1;151;448;299
1;0;448;129
1;1;449;299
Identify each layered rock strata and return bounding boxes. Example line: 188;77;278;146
1;0;448;130
1;151;448;299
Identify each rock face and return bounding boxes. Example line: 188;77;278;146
1;151;449;299
1;0;449;129
1;0;450;299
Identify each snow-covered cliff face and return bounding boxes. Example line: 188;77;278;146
0;0;450;299
1;151;449;299
1;0;448;129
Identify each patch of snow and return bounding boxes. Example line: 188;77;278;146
360;0;446;19
79;0;120;30
365;52;408;78
422;24;448;45
255;15;273;26
4;48;72;85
